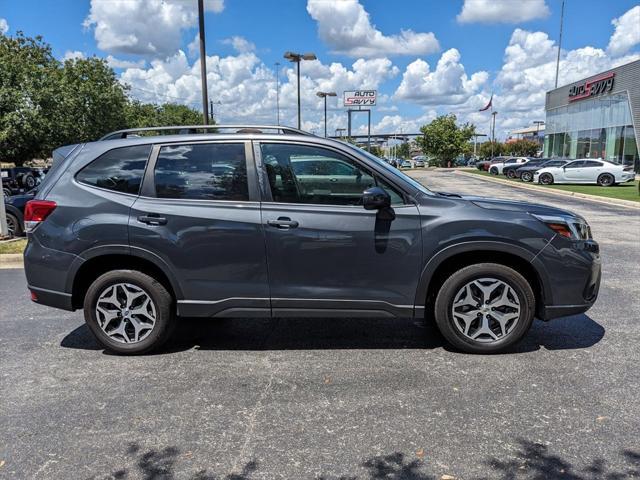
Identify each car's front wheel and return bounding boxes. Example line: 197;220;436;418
539;173;554;185
520;171;533;182
434;263;535;353
489;167;499;175
506;169;517;179
83;270;175;355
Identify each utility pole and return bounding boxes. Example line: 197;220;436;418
554;0;565;89
197;0;209;124
275;62;281;125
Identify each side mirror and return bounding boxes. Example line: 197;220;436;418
362;186;391;210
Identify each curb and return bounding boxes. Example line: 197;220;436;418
0;253;24;269
455;171;640;209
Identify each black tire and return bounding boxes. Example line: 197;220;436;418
2;187;12;198
520;171;533;182
489;167;499;175
19;173;36;189
506;169;517;179
434;263;535;354
83;270;175;355
597;173;614;187
5;212;23;237
539;173;554;185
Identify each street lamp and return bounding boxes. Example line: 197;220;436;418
284;51;317;129
316;91;337;137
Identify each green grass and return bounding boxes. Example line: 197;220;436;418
464;169;640;202
0;238;27;254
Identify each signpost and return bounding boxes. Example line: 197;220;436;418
344;90;377;151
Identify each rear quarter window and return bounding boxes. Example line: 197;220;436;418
76;145;151;195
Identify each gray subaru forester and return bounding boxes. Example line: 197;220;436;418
23;125;601;355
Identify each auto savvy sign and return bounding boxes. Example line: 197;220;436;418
343;90;377;107
568;72;615;102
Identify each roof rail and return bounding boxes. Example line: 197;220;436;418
99;124;313;141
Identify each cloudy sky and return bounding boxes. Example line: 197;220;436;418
2;0;639;138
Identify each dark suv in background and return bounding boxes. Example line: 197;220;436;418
23;125;601;354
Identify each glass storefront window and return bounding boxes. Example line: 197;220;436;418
622;125;639;168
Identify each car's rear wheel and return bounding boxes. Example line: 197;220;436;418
19;173;36;189
83;270;175;355
539;173;554;185
434;263;535;353
597;173;614;187
2;187;11;198
506;169;517;179
5;213;22;237
489;167;499;175
520;171;533;182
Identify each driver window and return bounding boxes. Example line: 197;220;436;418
565;161;585;169
261;143;403;206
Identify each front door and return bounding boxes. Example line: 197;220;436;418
129;141;270;317
257;141;422;318
562;160;587;182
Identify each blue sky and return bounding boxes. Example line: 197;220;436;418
2;0;639;138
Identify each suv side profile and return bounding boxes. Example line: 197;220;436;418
24;125;601;355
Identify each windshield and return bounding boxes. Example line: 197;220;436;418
340;142;434;196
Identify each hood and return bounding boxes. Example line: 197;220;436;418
463;195;581;218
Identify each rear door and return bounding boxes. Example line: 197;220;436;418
129;140;270;317
582;161;605;182
257;141;422;318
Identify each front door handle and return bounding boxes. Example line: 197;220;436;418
267;217;299;229
138;214;167;226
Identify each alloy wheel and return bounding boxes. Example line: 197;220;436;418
598;174;613;186
95;283;157;344
539;173;553;185
521;172;533;182
451;278;521;343
5;215;17;237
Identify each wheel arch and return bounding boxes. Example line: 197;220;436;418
415;241;550;320
68;245;183;310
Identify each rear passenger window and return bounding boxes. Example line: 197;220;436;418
154;143;248;201
584;161;603;167
77;145;151;194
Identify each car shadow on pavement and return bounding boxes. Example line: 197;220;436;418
87;440;638;479
61;314;604;355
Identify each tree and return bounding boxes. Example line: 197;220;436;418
416;114;475;167
396;141;411;159
126;102;203;128
504;139;539;157
478;140;504;159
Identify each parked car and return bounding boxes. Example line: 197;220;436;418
3;189;37;237
400;159;412;169
2;167;45;197
477;157;507;171
534;159;635;186
414;158;426;168
489;157;528;175
466;158;478;167
517;159;568;182
23;124;601;355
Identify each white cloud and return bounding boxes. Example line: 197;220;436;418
221;36;256;53
84;0;224;57
62;50;86;61
106;55;146;69
306;0;439;57
394;48;488;105
0;18;9;35
119;49;399;129
457;0;550;24
607;6;640;56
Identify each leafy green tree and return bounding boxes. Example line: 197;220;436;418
0;32;60;165
396;141;411;159
126;102;203;128
478;140;504;159
416;114;475;167
504;139;539;157
368;145;383;157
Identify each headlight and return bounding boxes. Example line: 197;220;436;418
532;214;592;240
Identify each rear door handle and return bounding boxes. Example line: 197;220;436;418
267;217;299;229
138;214;167;226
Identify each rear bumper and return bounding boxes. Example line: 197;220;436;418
28;285;74;311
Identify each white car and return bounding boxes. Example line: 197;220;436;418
488;156;529;175
533;159;635;186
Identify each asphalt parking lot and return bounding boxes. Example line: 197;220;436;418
1;170;639;479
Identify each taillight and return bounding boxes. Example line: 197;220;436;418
24;200;57;232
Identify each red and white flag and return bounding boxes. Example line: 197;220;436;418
479;94;493;112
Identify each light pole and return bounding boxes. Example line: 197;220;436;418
197;0;209;124
316;91;337;137
284;51;317;129
275;62;281;125
554;0;565;89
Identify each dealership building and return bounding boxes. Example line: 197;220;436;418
544;59;639;172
